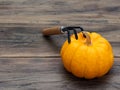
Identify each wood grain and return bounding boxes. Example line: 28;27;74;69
0;26;120;57
0;58;120;90
0;0;120;57
0;0;120;27
0;0;120;89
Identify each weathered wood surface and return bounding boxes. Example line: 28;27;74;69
0;58;120;90
0;26;120;58
0;0;120;89
0;0;120;57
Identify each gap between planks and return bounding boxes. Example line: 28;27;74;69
0;55;61;58
0;55;119;59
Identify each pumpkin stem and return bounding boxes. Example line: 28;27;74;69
82;31;91;46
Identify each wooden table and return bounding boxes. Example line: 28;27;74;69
0;0;120;89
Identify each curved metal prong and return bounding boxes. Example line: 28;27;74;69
79;27;84;31
73;29;78;40
61;26;84;43
67;30;71;43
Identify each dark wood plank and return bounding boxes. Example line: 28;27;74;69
0;57;120;90
0;0;120;57
0;26;120;57
0;0;120;14
0;26;59;58
0;0;120;90
0;0;120;27
0;0;120;26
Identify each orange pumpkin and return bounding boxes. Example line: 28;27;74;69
60;31;114;79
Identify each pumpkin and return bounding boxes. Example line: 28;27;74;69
60;31;114;79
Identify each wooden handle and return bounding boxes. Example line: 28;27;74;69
42;26;62;36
